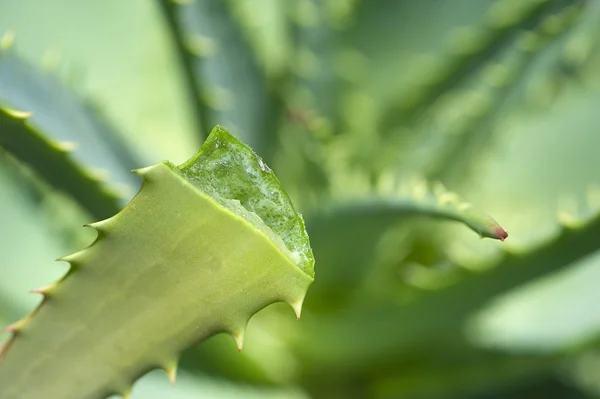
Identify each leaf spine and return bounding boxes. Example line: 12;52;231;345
121;386;132;399
2;317;29;334
86;218;113;233
231;330;245;352
30;283;57;296
163;360;178;385
289;296;305;320
54;140;78;152
2;107;32;119
56;252;82;264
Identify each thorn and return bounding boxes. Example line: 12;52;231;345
88;168;110;182
131;165;153;177
56;253;79;263
121;387;132;399
54;141;78;152
86;218;112;232
3;107;32;119
231;330;244;352
2;318;28;334
30;283;56;296
289;296;305;320
163;360;178;386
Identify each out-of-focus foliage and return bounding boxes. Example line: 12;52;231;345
2;0;600;398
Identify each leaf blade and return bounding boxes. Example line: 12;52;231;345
0;126;313;399
0;107;122;220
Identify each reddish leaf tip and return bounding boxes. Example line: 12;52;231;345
495;226;508;241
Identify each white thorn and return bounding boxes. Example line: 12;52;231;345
164;361;177;385
232;330;244;352
55;141;78;152
56;252;79;263
3;108;32;119
290;297;305;320
131;165;154;177
86;218;112;231
88;168;111;181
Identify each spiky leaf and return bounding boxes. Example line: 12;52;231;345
305;179;506;308
299;205;600;376
0;107;122;220
0;126;313;399
156;0;282;162
0;45;141;195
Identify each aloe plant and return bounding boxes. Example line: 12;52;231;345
2;0;600;398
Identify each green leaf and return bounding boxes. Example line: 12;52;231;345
299;205;600;376
378;0;574;129
409;1;586;184
156;0;282;162
0;107;123;220
418;3;585;182
304;179;506;308
0;46;142;194
290;0;339;123
0;126;313;399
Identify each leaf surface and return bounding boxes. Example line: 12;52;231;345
0;126;313;399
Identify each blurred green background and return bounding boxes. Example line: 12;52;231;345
2;0;600;398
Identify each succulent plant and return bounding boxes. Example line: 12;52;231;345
2;0;600;398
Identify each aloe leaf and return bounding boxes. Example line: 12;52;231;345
305;179;506;308
0;44;141;194
156;0;282;162
0;152;92;260
299;207;600;376
0;126;314;399
417;2;586;184
0;107;122;220
290;0;339;124
155;0;211;140
378;0;577;130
